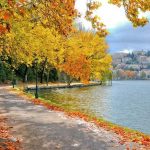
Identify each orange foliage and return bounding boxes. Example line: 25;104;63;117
7;0;15;7
30;0;77;36
125;70;136;78
3;12;11;21
0;0;76;36
59;31;111;83
0;116;20;150
60;54;91;83
32;99;64;112
0;24;7;35
118;70;136;79
0;1;21;35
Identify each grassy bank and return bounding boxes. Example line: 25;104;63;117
12;87;150;149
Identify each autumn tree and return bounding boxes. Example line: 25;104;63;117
3;20;34;85
1;0;150;37
140;71;146;79
0;0;77;38
60;54;91;85
59;31;112;85
4;18;64;84
23;0;77;37
0;0;29;57
28;24;64;83
0;0;13;35
125;70;136;79
1;0;150;85
0;0;77;81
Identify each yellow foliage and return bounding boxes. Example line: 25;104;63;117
59;31;112;83
4;20;64;69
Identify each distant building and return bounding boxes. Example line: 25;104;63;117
116;63;126;69
112;50;150;80
122;57;132;64
138;56;148;64
133;50;146;56
126;64;141;71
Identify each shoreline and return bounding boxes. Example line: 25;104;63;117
26;82;102;91
10;87;150;149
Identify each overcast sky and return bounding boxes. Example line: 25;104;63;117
107;23;150;53
75;0;150;53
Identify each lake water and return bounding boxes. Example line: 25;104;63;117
34;81;150;134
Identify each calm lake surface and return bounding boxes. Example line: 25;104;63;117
35;81;150;134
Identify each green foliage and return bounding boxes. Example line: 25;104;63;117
140;71;146;79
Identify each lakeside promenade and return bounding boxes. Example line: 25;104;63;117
0;86;143;150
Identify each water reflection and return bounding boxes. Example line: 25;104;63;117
35;81;150;134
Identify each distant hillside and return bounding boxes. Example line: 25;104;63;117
112;50;150;80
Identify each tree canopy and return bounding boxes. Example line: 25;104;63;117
0;0;149;84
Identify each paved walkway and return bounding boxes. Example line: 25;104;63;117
0;87;133;150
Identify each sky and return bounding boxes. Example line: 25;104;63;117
75;0;150;53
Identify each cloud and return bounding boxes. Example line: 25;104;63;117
75;0;150;53
107;23;150;53
75;0;129;29
95;0;128;29
75;0;150;29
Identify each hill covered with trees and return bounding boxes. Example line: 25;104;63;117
112;50;150;80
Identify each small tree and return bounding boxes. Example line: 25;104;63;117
140;71;146;79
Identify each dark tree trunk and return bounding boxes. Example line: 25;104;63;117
23;65;28;89
46;71;49;86
40;58;47;83
23;66;28;83
67;80;71;86
66;75;73;87
0;59;6;83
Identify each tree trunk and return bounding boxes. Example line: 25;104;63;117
0;59;6;83
23;66;28;89
12;69;15;88
23;66;28;83
46;71;49;86
67;80;71;86
40;58;47;83
66;75;73;87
